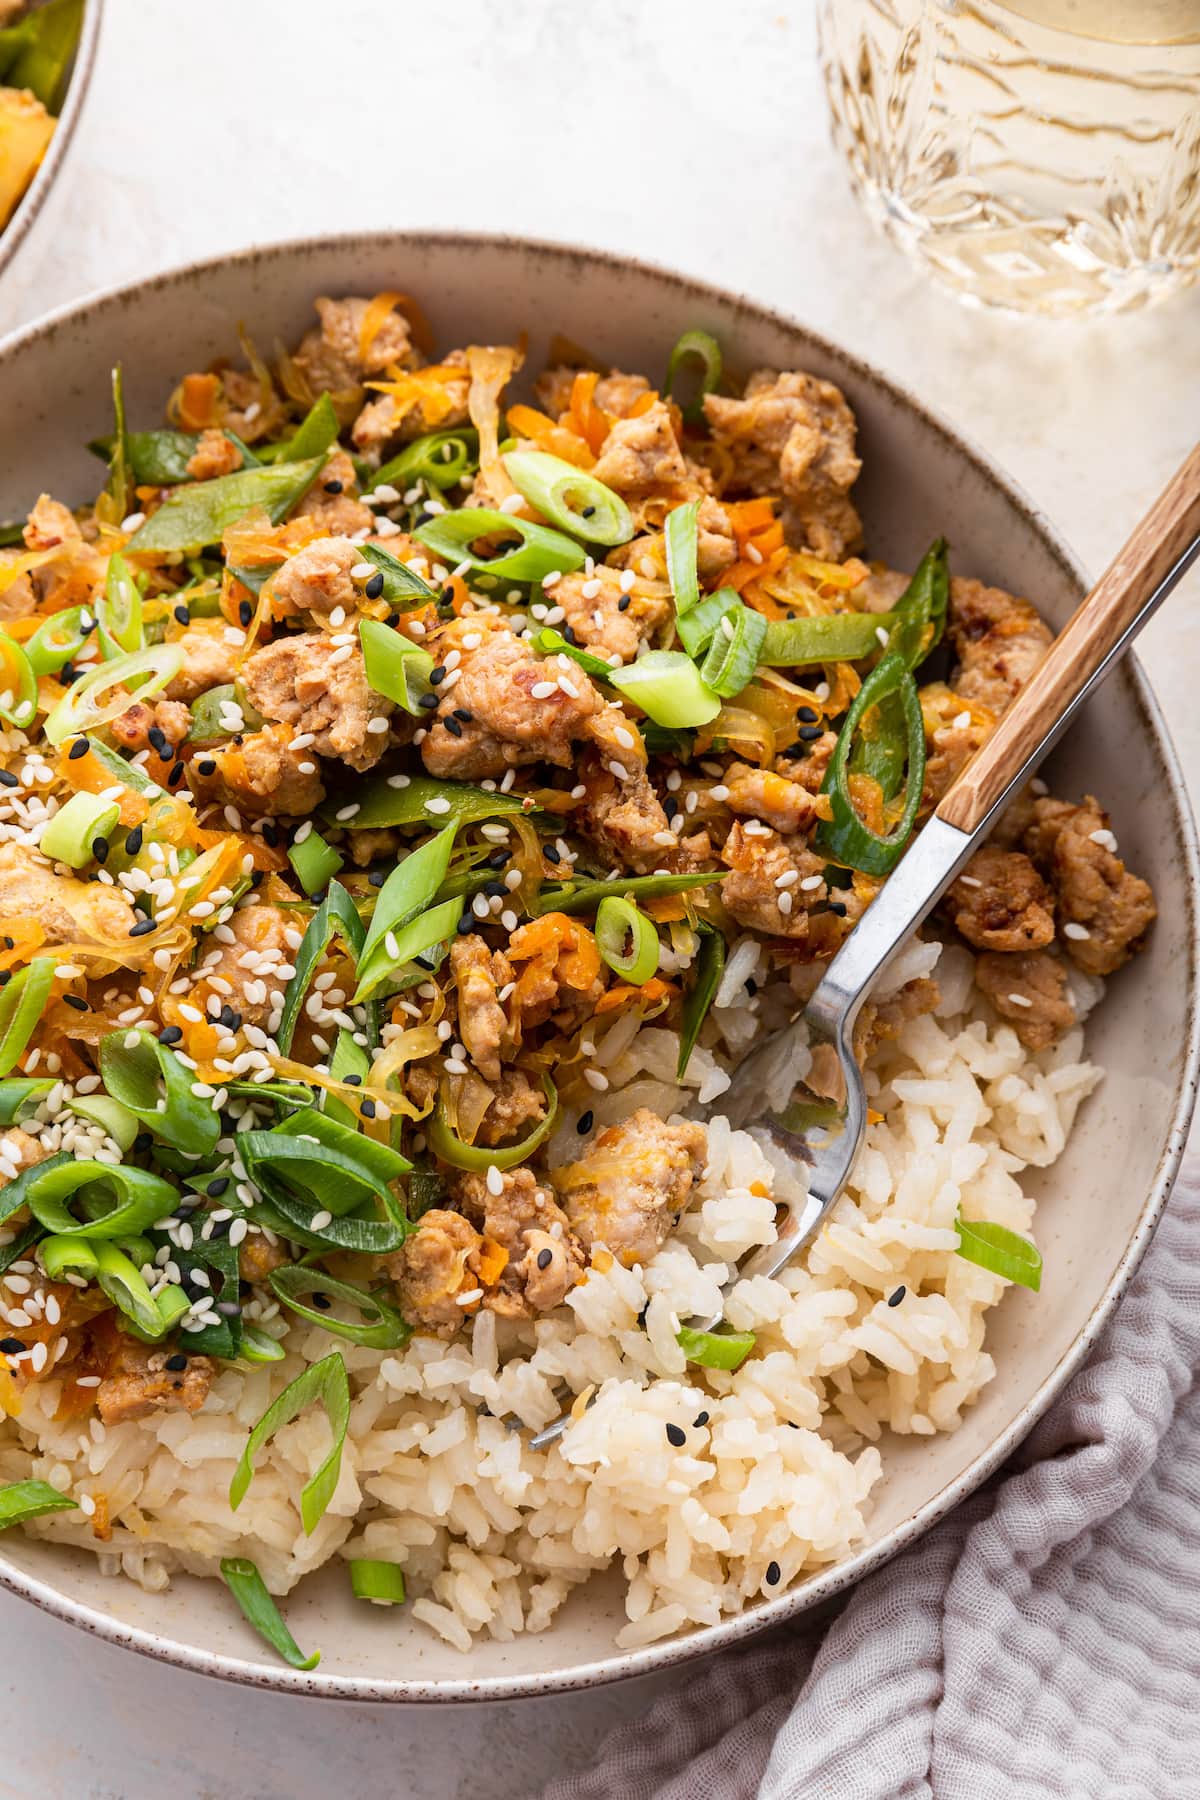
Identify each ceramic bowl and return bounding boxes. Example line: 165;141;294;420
0;0;103;316
0;232;1194;1701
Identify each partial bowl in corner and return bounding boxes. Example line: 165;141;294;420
0;0;102;317
0;232;1195;1702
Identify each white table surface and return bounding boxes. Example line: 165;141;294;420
1;2;1197;1794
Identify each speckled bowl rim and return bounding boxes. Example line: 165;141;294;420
0;229;1195;1704
0;0;103;290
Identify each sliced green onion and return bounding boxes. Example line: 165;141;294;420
816;653;926;877
99;1028;221;1158
91;1240;167;1336
185;683;263;745
288;826;344;897
277;882;365;1057
532;627;614;681
596;896;659;984
675;586;738;659
356;541;440;610
0;632;39;729
413;508;586;584
23;605;92;676
262;1107;411;1211
352;826;455;1003
0;1077;54;1125
268;1267;411;1349
955;1218;1042;1291
676;1325;756;1371
326;773;524;833
759;611;897;667
229;1350;350;1535
239;1121;410;1257
122;1284;193;1344
665;500;701;617
0;1480;78;1530
36;1234;97;1280
9;1153;177;1239
219;1557;320;1670
699;603;766;700
349;1559;406;1606
82;733;156;794
127;458;326;556
610;650;720;728
677;924;725;1079
239;1325;288;1365
427;1074;558;1172
373;429;479;493
6;0;83;108
532;870;720;917
665;329;723;423
0;958;56;1076
322;1029;370;1129
64;1093;140;1151
39;791;120;868
44;643;184;746
96;552;143;659
163;1234;241;1358
502;450;633;547
0;1218;45;1272
360;617;434;715
352;894;464;1005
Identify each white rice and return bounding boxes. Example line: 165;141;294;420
0;966;1102;1651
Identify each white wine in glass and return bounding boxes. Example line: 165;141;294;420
817;0;1200;315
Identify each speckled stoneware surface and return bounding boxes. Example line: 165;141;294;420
0;233;1194;1703
0;0;102;309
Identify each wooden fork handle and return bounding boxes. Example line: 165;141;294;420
937;442;1200;837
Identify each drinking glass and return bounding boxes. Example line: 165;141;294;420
817;0;1200;315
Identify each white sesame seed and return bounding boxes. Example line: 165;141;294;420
800;874;824;890
583;1068;610;1091
485;1164;504;1196
456;1287;483;1306
1006;992;1034;1008
530;681;556;700
1063;922;1091;940
366;717;390;734
351;562;375;581
310;1210;333;1231
774;870;799;888
336;804;361;821
425;796;451;815
777;891;794;915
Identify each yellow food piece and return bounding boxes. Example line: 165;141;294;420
0;86;55;229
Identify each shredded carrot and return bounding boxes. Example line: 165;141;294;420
0;919;45;970
476;1237;509;1287
643;894;691;923
364;363;468;431
507;912;601;990
567;372;615;456
593;976;675;1015
505;403;595;468
55;746;150;827
590;1247;614;1274
359;290;435;361
178;373;220;431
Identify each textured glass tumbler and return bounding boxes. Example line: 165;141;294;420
817;0;1200;316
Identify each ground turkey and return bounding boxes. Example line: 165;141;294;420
451;1166;583;1317
191;902;295;1029
291;295;417;419
269;535;362;623
109;698;192;759
578;705;709;874
475;1069;547;1148
975;949;1075;1051
554;1110;707;1267
720;822;825;939
948;846;1056;953
550;565;671;666
1023;794;1155;976
240;632;393;773
450;934;512;1082
0;842;135;943
703;370;863;559
590;401;689;495
185;429;243;481
97;1342;213;1426
420;617;602;781
187;723;325;816
724;762;824;836
164;620;243;704
947;577;1053;717
292;449;375;537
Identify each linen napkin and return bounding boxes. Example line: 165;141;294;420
546;1137;1200;1799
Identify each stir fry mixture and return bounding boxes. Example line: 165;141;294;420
0;294;1156;1656
0;0;83;231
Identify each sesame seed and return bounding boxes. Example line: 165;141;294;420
1006;992;1034;1008
576;1110;593;1133
887;1286;906;1307
425;796;451;815
485;1164;504;1196
530;681;556;700
583;1069;609;1091
456;1288;483;1306
765;1560;781;1586
665;1423;686;1448
1063;922;1091;940
335;804;361;821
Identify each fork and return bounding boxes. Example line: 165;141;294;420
530;444;1200;1450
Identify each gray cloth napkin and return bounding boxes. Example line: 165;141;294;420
546;1140;1200;1800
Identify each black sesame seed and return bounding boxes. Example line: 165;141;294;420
797;705;818;723
562;624;578;645
2;939;11;951
311;1291;332;1310
368;870;387;887
173;604;191;625
219;1005;239;1029
765;1560;781;1586
0;1336;27;1354
693;1411;710;1427
576;1109;593;1134
147;726;167;752
544;843;561;864
581;505;596;518
617;595;631;612
364;572;385;600
887;1285;906;1307
0;972;11;989
261;823;279;847
444;716;463;738
343;1073;362;1087
485;848;508;869
91;836;109;863
156;741;173;763
828;901;847;917
457;912;474;934
68;737;90;761
168;760;185;785
360;1098;377;1118
197;758;217;776
663;795;678;819
125;825;144;855
429;665;446;685
452;707;472;723
164;1353;188;1372
206;1176;230;1197
665;1423;687;1448
128;918;155;937
536;1247;553;1270
57;662;75;684
484;879;506;898
413;955;435;970
0;770;17;789
418;692;439;710
63;993;88;1012
238;599;253;626
745;977;758;996
323;478;344;494
798;724;823;742
414;512;433;529
159;1025;183;1045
